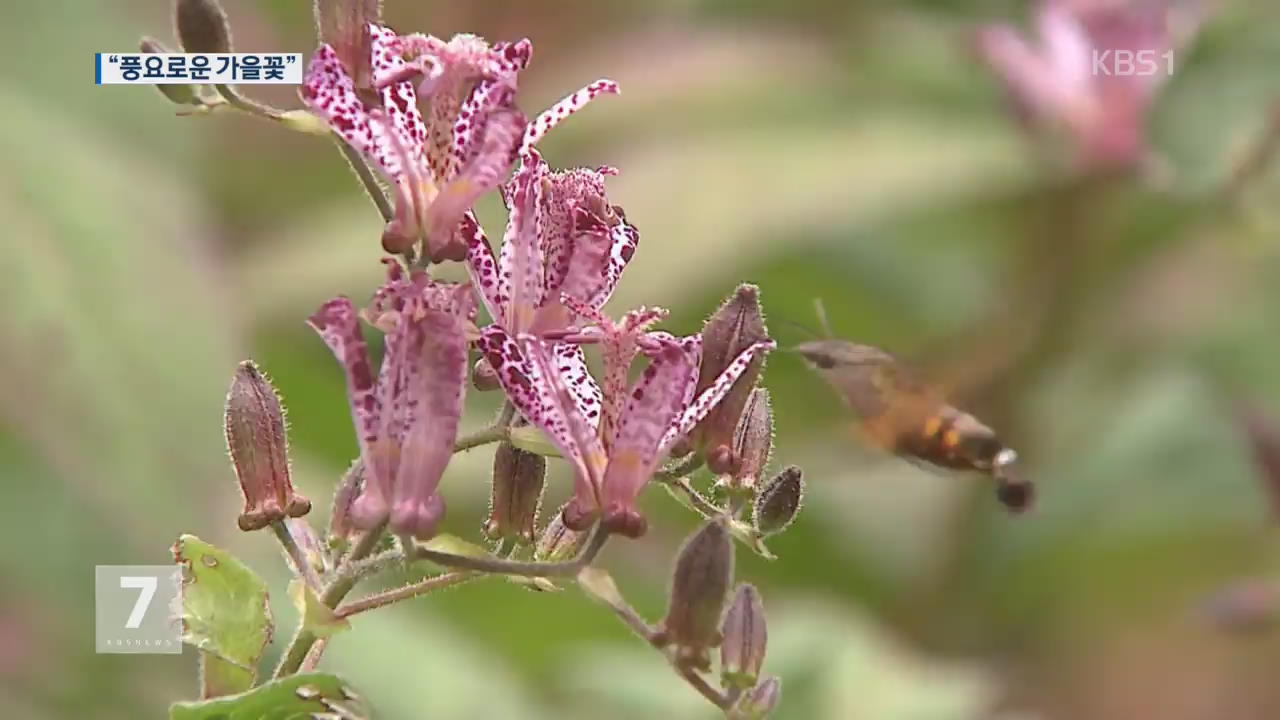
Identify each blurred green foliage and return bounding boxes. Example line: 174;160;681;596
4;1;1280;718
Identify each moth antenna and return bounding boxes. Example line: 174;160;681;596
776;316;822;344
812;298;833;339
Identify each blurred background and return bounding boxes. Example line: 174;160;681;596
5;0;1280;717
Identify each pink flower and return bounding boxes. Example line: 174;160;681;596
976;0;1195;170
463;149;638;339
308;261;475;540
477;307;773;538
302;24;618;260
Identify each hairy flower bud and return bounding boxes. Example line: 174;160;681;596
753;466;803;536
691;285;771;454
175;0;232;54
730;388;772;486
313;0;380;89
472;357;500;391
720;584;767;691
534;503;586;561
736;676;781;718
139;37;198;105
224;361;310;531
657;519;734;670
707;444;738;476
484;442;546;544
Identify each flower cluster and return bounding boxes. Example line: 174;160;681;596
299;21;775;542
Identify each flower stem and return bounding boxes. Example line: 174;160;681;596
335;572;481;618
410;524;610;578
269;520;322;593
274;520;387;678
333;136;394;224
675;662;732;711
453;423;510;453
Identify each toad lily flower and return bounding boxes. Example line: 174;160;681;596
308;261;475;540
477;308;774;538
302;23;619;260
464;149;639;338
976;0;1197;170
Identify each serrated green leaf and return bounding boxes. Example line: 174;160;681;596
169;672;368;720
172;534;273;695
289;579;351;639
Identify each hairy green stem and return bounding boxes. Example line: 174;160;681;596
270;520;322;593
410;524;609;578
275;520;387;678
335;572;481;618
453;423;510;453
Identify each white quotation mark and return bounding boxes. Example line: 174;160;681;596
119;576;158;629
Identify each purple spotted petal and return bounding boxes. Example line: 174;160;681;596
301;45;380;169
307;296;389;526
307;297;379;464
552;342;603;430
369;24;427;171
496;152;548;332
389;293;471;540
600;336;701;517
587;219;639;310
660;338;776;453
461;212;504;323
427;105;526;258
521;78;620;154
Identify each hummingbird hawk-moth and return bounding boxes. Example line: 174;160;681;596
794;336;1033;513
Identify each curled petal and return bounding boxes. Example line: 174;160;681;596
553;342;603;430
662;339;776;453
521;78;620;154
461;212;505;323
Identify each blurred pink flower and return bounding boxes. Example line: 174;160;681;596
976;0;1198;170
308;261;475;540
302;24;618;259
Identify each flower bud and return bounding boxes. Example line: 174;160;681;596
730;388;772;486
472;357;500;391
484;442;546;544
707;444;738;476
139;37;199;106
720;584;767;691
753;466;803;536
313;0;380;89
175;0;232;54
691;284;771;454
657;519;734;670
224;361;310;531
736;676;781;718
534;503;586;561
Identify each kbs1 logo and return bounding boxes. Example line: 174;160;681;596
1092;49;1175;77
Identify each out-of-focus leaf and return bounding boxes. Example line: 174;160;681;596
169;672;368;720
173;535;273;695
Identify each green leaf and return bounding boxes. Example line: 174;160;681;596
169;672;368;720
172;534;273;696
288;579;351;639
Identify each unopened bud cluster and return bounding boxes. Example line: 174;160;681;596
655;519;779;714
